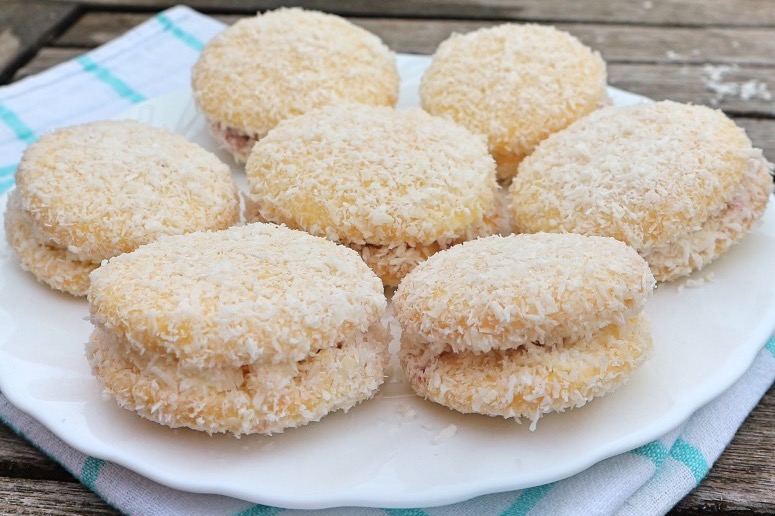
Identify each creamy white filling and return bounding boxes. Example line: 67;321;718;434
209;120;262;164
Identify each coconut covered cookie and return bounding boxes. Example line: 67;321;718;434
420;24;608;181
87;223;389;436
509;101;773;282
6;120;239;296
244;102;504;286
393;233;655;429
192;8;399;163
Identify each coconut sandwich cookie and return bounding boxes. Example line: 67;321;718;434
244;102;504;287
420;24;608;181
509;101;773;282
192;8;399;163
393;233;655;430
87;223;389;436
5;120;239;296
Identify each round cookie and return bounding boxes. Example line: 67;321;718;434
393;233;655;428
420;24;608;181
192;8;399;163
14;120;239;266
4;189;95;296
87;223;389;435
245;102;502;286
509;101;774;282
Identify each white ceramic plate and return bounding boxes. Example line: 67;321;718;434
1;54;774;510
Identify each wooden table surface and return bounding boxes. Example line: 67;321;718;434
1;1;773;514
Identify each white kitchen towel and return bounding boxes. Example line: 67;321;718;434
0;6;773;515
0;5;220;190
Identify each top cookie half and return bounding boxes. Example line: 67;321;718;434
393;232;654;353
14;120;240;263
88;223;387;369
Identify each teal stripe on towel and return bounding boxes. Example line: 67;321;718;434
501;483;555;516
384;509;431;516
0;164;17;177
233;505;283;516
631;440;670;468
76;56;146;103
0;104;37;143
81;457;106;490
156;14;205;52
766;335;775;357
670;439;709;484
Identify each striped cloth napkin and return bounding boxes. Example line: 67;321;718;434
0;6;773;515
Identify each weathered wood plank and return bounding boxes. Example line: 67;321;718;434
0;30;22;78
45;0;775;26
671;384;775;515
0;424;74;481
54;12;775;66
0;0;79;83
54;12;155;47
0;477;118;515
358;20;775;64
608;63;775;117
12;47;81;81
735;118;775;163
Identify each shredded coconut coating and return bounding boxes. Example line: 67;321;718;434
393;233;654;353
4;189;96;296
249;192;507;288
510;101;761;250
87;322;389;436
88;223;387;369
509;101;766;274
14;120;240;262
245;103;498;250
401;315;651;429
192;8;399;142
643;157;773;281
420;24;608;181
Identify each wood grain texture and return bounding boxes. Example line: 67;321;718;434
45;0;775;26
735;119;775;162
54;12;775;65
608;64;775;117
0;424;117;514
357;21;775;64
0;30;22;76
0;477;118;515
0;0;79;82
0;424;74;481
671;384;775;514
12;47;81;81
